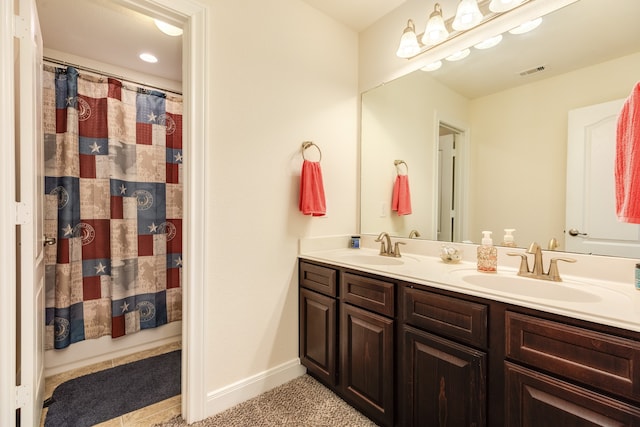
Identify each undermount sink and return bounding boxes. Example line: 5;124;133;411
449;269;602;302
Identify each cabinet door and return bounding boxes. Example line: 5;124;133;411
300;288;337;386
340;303;394;427
505;362;640;426
403;325;486;427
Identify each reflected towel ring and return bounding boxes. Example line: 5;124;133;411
302;141;322;161
394;159;408;174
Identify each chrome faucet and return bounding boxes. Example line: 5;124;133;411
408;229;421;238
375;232;405;257
507;242;576;282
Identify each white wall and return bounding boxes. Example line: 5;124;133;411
204;0;358;397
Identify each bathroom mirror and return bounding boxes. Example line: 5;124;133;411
360;0;640;257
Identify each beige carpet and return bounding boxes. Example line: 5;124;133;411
155;374;379;426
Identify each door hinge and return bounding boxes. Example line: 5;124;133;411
15;384;31;409
15;202;32;225
13;15;28;39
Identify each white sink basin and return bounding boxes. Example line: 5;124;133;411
448;270;602;302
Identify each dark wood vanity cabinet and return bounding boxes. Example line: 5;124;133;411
402;286;488;427
299;258;640;426
340;273;395;427
504;311;640;426
505;362;640;426
299;262;338;386
298;262;395;426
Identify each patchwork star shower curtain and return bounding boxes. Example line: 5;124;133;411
42;66;183;349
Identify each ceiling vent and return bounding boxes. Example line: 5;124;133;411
519;65;546;76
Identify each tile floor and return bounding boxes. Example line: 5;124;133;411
40;341;182;427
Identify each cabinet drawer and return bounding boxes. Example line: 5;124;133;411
506;311;640;403
300;261;337;297
505;362;640;426
403;286;487;349
341;272;394;317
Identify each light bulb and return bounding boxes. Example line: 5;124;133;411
453;0;483;31
396;20;421;58
422;4;449;46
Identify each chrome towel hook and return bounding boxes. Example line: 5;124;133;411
301;141;322;161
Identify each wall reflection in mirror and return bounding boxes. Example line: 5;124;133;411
360;0;640;258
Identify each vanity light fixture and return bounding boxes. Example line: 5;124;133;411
396;19;421;58
489;0;525;13
474;34;503;49
139;52;158;63
154;19;183;37
452;0;483;31
445;48;471;61
508;17;542;34
422;3;449;46
395;0;537;60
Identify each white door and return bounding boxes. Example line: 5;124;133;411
438;133;456;242
565;99;640;257
16;0;46;425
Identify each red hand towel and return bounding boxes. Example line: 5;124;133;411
392;174;412;216
616;82;640;223
299;160;326;216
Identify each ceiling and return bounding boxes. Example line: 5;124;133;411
298;0;407;31
35;0;640;98
35;0;400;84
36;0;183;82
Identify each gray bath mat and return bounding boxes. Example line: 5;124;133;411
45;349;180;426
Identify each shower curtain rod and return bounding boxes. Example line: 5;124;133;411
43;56;183;96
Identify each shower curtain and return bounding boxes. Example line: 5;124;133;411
42;66;183;349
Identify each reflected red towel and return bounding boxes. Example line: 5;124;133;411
392;174;412;216
616;82;640;223
299;160;326;216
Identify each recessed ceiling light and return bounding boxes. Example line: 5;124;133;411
154;19;183;37
139;53;158;63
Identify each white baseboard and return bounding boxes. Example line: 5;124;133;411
205;358;306;417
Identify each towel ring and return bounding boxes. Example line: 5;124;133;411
394;159;408;174
302;141;322;161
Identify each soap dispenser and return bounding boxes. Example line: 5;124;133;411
501;229;517;247
477;231;497;273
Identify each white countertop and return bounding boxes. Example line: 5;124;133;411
299;235;640;333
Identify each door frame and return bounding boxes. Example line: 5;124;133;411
0;0;20;424
434;113;469;243
0;0;210;424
